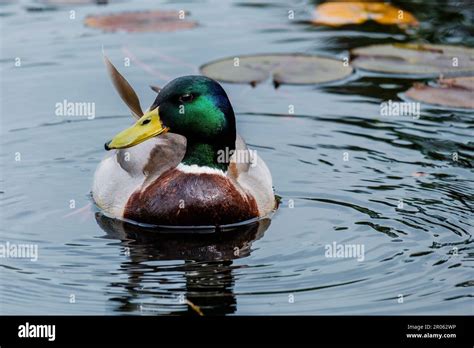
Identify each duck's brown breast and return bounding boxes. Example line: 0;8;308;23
124;168;258;226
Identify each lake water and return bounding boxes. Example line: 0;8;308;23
0;0;472;315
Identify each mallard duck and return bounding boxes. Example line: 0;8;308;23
92;56;276;226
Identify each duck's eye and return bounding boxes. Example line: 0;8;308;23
179;93;194;103
141;119;151;125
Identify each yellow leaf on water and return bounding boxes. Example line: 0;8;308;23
186;299;204;316
312;2;418;28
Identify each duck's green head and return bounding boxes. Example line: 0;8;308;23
105;76;236;170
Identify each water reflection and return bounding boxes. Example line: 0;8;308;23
95;213;271;315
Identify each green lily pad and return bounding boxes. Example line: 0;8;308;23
200;54;353;87
351;43;474;77
405;77;474;109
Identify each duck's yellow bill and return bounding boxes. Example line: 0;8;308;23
105;107;168;150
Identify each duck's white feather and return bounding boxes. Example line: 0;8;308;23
228;135;275;217
92;133;186;216
176;163;226;176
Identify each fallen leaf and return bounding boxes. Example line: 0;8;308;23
312;2;418;28
85;10;197;33
351;43;474;77
412;171;427;177
200;54;353;87
405;76;474;109
103;53;143;118
186;299;204;316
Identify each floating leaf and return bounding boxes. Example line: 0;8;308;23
85;10;197;33
40;0;107;5
186;299;204;316
351;43;474;77
103;53;143;118
412;172;427;177
200;54;353;87
312;2;418;28
405;77;474;109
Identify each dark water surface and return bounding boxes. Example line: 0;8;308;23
1;0;473;315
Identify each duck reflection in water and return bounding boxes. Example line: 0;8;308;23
95;213;271;315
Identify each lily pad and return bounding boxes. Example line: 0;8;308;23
84;10;197;33
40;0;107;5
351;43;474;77
405;77;474;109
200;54;353;87
312;2;418;28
